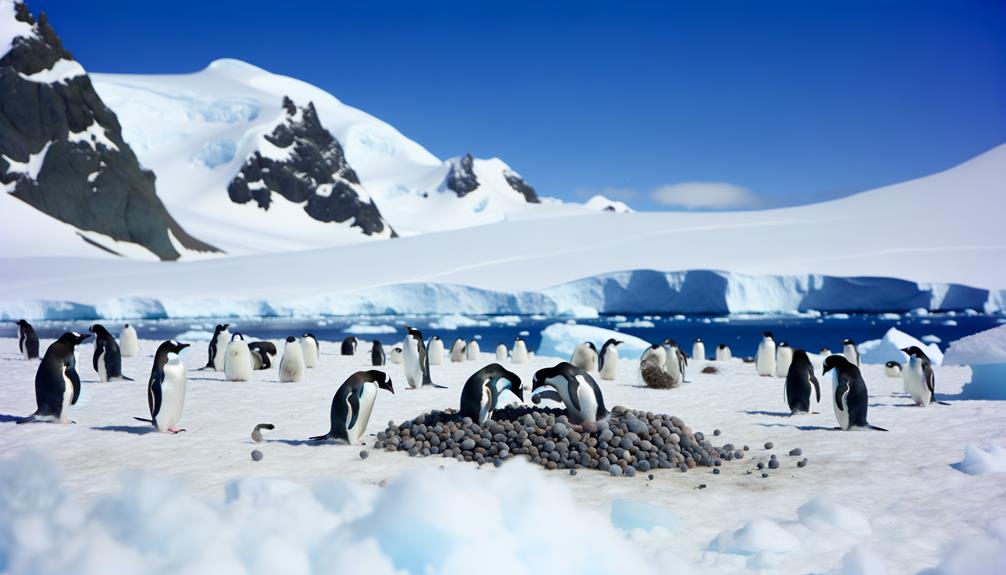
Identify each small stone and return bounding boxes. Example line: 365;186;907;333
461;438;476;451
712;468;720;475
251;450;263;461
359;450;369;460
768;459;780;470
609;466;623;477
648;474;655;480
623;465;637;477
743;445;750;451
569;469;577;476
713;429;721;436
756;462;765;470
761;472;769;478
764;442;774;450
788;448;802;457
553;422;570;438
799;458;809;467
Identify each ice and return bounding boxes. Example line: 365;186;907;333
920;518;1006;575
953;444;1006;475
609;498;678;533
615;319;655;328
922;334;942;344
194;139;237;168
858;327;944;366
428;314;490;330
796;496;872;536
537;323;651;360
944;324;1006;365
709;519;801;555
878;313;900;320
491;315;521;325
172;329;215;341
826;546;889;575
346;324;397;335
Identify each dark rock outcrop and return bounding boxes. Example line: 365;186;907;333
445;153;479;198
503;169;540;203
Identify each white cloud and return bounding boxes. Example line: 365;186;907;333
650;182;760;209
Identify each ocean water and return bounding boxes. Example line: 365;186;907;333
7;312;1002;359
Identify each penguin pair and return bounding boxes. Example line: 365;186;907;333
403;326;444;389
531;362;608;424
312;370;394;444
459;364;523;424
89;324;132;382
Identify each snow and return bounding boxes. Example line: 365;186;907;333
859;327;944;366
1;141;51;182
709;518;802;555
0;0;32;59
944;324;1006;365
537;323;651;360
826;546;889;575
610;498;678;533
17;57;85;84
921;518;1006;575
67;121;120;152
584;194;633;213
954;444;1006;475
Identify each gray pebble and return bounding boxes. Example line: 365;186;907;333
359;450;369;460
788;448;802;456
764;442;774;450
251;450;263;462
713;429;721;436
609;466;623;477
761;472;769;478
713;468;720;475
461;438;476;451
768;459;780;470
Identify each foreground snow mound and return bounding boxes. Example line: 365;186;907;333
826;546;889;575
859;327;944;366
797;496;872;536
919;518;1006;575
0;452;654;575
944;324;1006;366
709;518;801;555
953;444;1006;475
537;323;651;360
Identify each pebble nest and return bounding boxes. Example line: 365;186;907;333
373;404;743;476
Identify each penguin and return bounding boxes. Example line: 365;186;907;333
775;342;793;378
820;347;832;357
459;363;523;424
495;343;508;362
570;342;598;372
224;333;253;381
310;370;394;444
639;346;680;389
822;355;887;431
641;343;667;368
301;333;320;368
279;336;305;383
428;336;445;365
340;336;357;356
403;326;444;389
756;332;776;376
715;343;732;361
134;340;190;433
119;323;139;358
598;338;622;381
16;319;40;360
662;339;688;381
842;339;860;366
465;339;481;361
511;337;529;364
784;349;820;414
450;338;466;362
89;324;130;382
884;360;902;378
531;362;608;424
203;324;230;371
901;346;948;406
692;338;706;361
248;341;277;370
18;332;90;424
389;346;403;364
371;340;385;366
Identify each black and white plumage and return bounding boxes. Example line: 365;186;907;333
692;339;706;361
756;332;776;376
301;333;320;368
311;370;394;444
823;355;887;431
90;324;130;382
459;363;523;424
248;341;277;370
203;323;230;371
371;340;385;366
427;336;444;365
598;338;622;381
775;342;793;378
884;361;902;378
532;362;609;424
842;339;860;366
901;346;947;406
19;332;90;424
715;343;732;361
784;349;820;414
511;337;529;364
135;340;190;433
341;336;358;356
16;319;40;360
570;341;598;372
403;326;444;389
280;336;305;382
389;346;403;364
119;323;139;358
224;333;253;381
450;338;466;362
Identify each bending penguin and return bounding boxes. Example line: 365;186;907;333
341;336;358;356
427;336;444;365
301;333;320;368
884;361;902;378
18;332;90;424
224;333;253;381
570;342;598;372
311;370;394;444
466;339;481;361
511;337;529;364
279;336;305;382
90;324;131;382
842;339;860;366
641;343;667;368
119;324;139;358
784;349;820;414
901;346;949;406
756;332;776;376
16;319;40;360
403;326;444;389
202;324;230;371
775;342;793;378
823;355;887;431
598;338;622;381
371;340;385;366
135;340;190;433
460;363;523;424
450;338;466;362
692;339;706;361
248;341;277;370
531;362;608;424
715;343;732;361
495;343;508;362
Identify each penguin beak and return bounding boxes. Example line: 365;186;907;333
79;334;91;343
822;365;832;376
383;379;395;394
178;343;191;350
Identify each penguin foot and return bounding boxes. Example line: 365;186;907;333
167;427;186;434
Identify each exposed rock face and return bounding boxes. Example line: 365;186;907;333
0;0;219;260
445;153;479;198
227;96;394;237
503;169;540;203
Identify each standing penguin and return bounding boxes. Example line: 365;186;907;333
495;343;508;362
511;337;529;364
692;339;706;361
663;339;688;381
301;333;320;368
19;332;90;424
822;355;887;431
884;361;903;378
715;343;732;361
279;336;305;383
403;326;444;389
340;336;358;356
135;340;190;433
248;341;277;370
901;346;946;406
531;362;609;424
311;370;394;444
224;333;253;381
90;324;131;382
371;340;385;366
427;336;445;365
785;349;820;414
203;324;230;371
756;332;776;376
450;338;466;362
842;339;860;366
460;363;523;424
389;346;403;364
465;339;481;361
598;338;622;381
775;342;793;378
119;324;139;358
16;320;40;360
570;342;598;372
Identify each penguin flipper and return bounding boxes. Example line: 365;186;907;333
566;377;582;412
834;378;849;412
810;372;821;403
67;366;82;406
533;389;563;403
346;392;361;433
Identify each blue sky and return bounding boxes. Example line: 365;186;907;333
33;0;1006;210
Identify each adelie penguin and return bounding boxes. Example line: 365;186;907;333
465;339;481;361
692;339;706;362
785;349;820;414
119;323;139;358
248;341;277;370
202;324;230;371
341;336;358;356
90;324;131;382
224;333;253;381
495;343;508;362
19;332;90;424
403;326;444;389
570;342;598;372
715;343;732;361
884;361;902;378
662;339;687;382
371;340;385;366
135;340;190;433
823;355;887;431
842;339;860;366
427;336;444;365
901;346;949;407
301;333;320;368
598;338;622;381
511;337;529;364
531;362;608;424
311;370;394;444
279;336;305;383
756;332;776;376
460;363;523;424
775;342;793;378
450;338;466;362
16;319;40;360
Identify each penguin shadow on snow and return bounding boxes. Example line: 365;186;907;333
0;414;26;423
263;438;342;447
91;424;159;435
756;422;840;431
742;409;816;417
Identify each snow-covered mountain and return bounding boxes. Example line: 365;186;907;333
0;0;219;260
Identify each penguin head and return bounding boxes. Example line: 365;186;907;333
88;324;109;337
762;332;774;339
695;338;703;343
822;354;852;376
586;342;597;352
404;326;423;340
57;332;90;346
124;323;130;328
779;341;789;348
532;362;573;391
900;346;929;361
885;360;901;368
286;336;297;343
168;340;190;353
231;333;245;342
367;370;394;394
17;319;30;328
718;343;727;349
432;336;441;341
843;338;856;346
